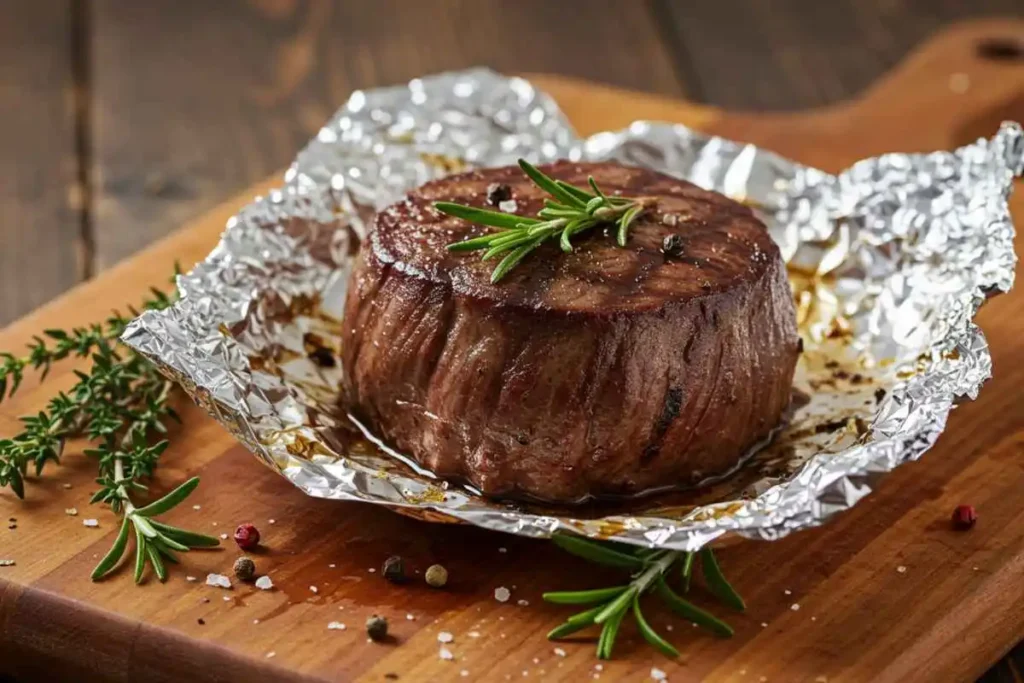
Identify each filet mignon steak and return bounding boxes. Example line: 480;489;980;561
341;161;800;503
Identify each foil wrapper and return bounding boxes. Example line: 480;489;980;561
123;69;1023;551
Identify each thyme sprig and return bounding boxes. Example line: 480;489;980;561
545;536;744;660
0;273;219;582
436;159;651;283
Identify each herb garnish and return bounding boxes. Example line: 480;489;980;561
436;159;651;283
545;536;743;660
0;274;218;583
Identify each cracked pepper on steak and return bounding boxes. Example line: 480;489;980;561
341;161;800;503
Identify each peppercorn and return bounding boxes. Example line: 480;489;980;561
382;555;406;583
366;615;388;641
233;523;260;550
233;556;256;581
486;183;512;206
951;504;977;530
661;234;685;257
425;564;448;588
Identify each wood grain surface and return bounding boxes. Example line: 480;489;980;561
1;19;1023;683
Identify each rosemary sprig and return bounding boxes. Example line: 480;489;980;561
0;271;219;582
436;159;651;283
545;535;743;660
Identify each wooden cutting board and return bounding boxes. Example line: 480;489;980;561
1;19;1022;683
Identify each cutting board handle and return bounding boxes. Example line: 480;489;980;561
833;18;1024;153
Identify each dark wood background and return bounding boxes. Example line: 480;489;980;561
1;1;1022;680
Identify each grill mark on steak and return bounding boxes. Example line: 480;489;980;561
342;161;800;502
642;386;684;463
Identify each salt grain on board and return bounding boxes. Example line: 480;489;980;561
205;573;232;589
897;565;907;574
186;576;197;582
83;519;99;527
219;533;228;540
65;508;77;516
222;596;232;602
266;652;276;659
253;619;260;624
651;668;667;681
310;585;319;594
494;587;511;602
268;519;276;524
517;599;529;607
791;603;800;611
439;647;454;661
328;621;346;630
192;505;201;510
438;632;454;643
0;560;14;567
468;631;480;638
461;671;469;678
255;575;274;590
553;648;566;657
406;614;415;621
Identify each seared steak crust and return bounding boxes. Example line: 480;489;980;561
342;162;800;502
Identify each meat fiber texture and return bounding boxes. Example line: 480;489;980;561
342;162;800;503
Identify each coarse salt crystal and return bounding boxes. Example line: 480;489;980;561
223;596;232;602
309;585;319;594
532;658;540;664
83;519;99;527
329;563;336;568
554;648;566;657
255;575;274;590
461;671;469;678
266;651;276;659
253;619;260;624
328;621;346;630
666;624;673;631
192;504;201;510
517;599;529;607
791;603;800;611
438;631;454;643
65;508;77;516
783;589;792;595
268;519;276;524
651;668;667;681
494;587;511;603
368;568;376;573
439;647;454;661
0;560;14;567
219;533;228;540
205;573;232;589
62;483;72;489
186;575;197;582
595;665;603;671
467;631;480;637
761;622;768;628
811;616;817;622
896;565;907;574
498;199;518;213
406;614;415;620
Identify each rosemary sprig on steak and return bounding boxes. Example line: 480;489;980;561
436;159;651;283
545;536;743;660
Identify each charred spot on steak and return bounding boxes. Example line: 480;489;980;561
341;161;800;503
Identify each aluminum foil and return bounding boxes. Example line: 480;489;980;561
123;68;1023;551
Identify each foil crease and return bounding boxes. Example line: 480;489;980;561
123;69;1022;551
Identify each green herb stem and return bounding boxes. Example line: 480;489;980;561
436;159;653;282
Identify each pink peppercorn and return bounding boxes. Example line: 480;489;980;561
234;523;260;550
951;505;977;531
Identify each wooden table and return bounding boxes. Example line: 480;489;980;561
1;2;1022;681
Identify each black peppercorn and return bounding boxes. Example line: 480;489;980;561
366;614;389;641
662;234;685;257
382;555;406;583
486;183;512;206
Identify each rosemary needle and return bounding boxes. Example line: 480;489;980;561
436;159;651;282
544;536;744;661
